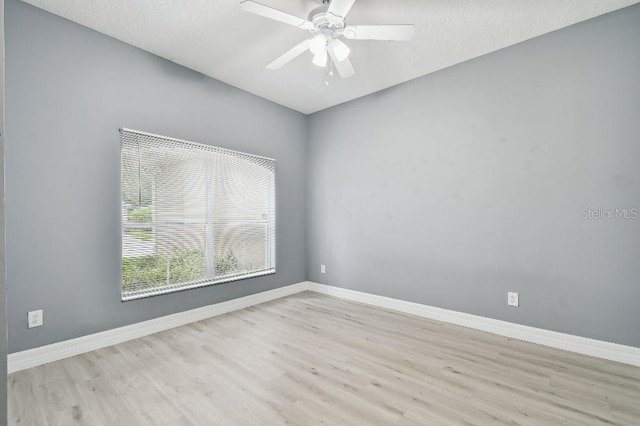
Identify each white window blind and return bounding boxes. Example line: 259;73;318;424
120;128;276;300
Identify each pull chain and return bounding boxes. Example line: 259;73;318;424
325;56;334;86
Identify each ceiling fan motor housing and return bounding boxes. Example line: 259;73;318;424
308;5;345;38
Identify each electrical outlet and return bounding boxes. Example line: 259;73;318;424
507;292;519;307
321;264;326;274
28;310;43;328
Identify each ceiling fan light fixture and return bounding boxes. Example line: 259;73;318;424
309;34;326;56
312;48;328;67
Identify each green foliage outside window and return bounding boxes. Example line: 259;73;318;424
122;249;240;291
122;249;204;291
128;206;152;222
125;206;153;241
215;250;239;276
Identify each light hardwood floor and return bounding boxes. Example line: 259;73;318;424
8;292;640;425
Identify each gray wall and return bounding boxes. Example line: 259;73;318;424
307;5;640;347
5;0;307;353
1;0;7;422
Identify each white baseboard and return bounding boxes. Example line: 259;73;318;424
10;281;639;373
307;282;640;367
8;282;310;373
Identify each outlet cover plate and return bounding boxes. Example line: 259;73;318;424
321;264;326;274
28;310;43;328
507;292;519;307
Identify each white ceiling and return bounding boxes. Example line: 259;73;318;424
22;0;639;114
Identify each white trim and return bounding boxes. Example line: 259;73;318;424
9;281;639;373
307;282;640;367
8;282;310;373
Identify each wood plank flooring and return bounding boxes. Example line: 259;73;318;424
8;292;640;425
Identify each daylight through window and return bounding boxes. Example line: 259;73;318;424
120;128;276;300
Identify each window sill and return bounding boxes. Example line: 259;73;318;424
121;268;276;301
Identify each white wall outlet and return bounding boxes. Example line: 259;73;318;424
507;292;519;307
321;264;326;274
28;309;43;328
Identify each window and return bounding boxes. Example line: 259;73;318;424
120;128;276;300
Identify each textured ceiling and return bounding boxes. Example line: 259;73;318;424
21;0;640;114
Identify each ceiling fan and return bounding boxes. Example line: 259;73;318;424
240;0;415;79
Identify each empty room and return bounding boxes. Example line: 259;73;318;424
1;0;640;424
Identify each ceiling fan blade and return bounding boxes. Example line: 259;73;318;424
327;0;357;19
330;38;350;62
343;24;415;41
240;0;314;30
328;46;355;79
267;39;312;70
